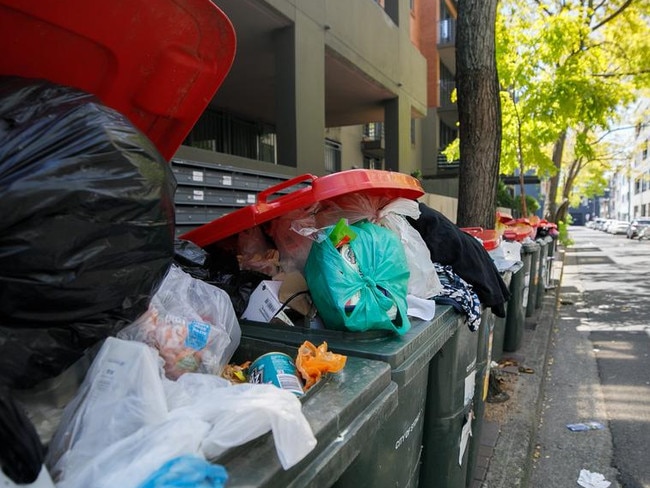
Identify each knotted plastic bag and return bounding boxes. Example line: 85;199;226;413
304;221;410;334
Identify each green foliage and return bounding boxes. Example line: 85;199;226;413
496;0;648;216
557;218;574;248
496;180;540;217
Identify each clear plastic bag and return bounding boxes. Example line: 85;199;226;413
118;266;241;380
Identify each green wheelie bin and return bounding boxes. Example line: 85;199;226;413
241;306;462;488
213;336;399;488
465;307;496;486
418;317;479;488
506;241;536;349
534;236;551;310
524;240;540;318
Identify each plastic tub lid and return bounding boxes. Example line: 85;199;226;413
0;0;236;161
460;227;501;251
181;169;425;247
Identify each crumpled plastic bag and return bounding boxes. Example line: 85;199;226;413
377;198;444;299
295;341;347;390
577;469;611;488
47;337;317;488
118;265;241;379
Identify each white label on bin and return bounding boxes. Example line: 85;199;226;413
395;408;423;450
247;194;256;203
192;170;204;182
192;190;204;201
464;370;476;407
236;198;246;204
523;272;530;308
222;176;232;186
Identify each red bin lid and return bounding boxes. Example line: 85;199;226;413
460;227;501;251
0;0;236;161
181;169;425;248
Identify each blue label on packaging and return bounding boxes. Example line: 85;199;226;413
185;321;211;350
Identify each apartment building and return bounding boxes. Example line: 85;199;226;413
173;0;459;235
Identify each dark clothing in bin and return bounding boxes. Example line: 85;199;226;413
408;203;510;317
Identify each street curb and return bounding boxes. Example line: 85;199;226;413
482;247;566;488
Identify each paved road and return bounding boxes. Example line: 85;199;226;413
531;226;650;488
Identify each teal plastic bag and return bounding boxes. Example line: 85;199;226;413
305;221;410;334
138;455;228;488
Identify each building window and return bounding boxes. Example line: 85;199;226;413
324;139;342;174
643;139;648;160
183;108;277;164
363;122;384;140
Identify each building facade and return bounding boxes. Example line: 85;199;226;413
172;0;459;235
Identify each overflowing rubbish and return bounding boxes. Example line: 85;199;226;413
45;337;317;487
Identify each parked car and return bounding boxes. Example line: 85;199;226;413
626;218;650;239
607;220;629;235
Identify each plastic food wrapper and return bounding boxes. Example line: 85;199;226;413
295;341;347;390
266;204;320;274
137;455;227;488
237;226;281;277
47;338;317;487
0;77;175;389
118;265;241;380
305;220;410;334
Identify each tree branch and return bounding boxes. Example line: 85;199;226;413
593;0;634;31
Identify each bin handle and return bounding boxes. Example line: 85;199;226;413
257;174;316;204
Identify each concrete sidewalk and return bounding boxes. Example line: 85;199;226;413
472;244;620;488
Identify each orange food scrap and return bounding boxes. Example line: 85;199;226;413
295;341;347;390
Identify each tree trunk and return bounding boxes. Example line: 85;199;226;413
544;130;566;222
455;0;501;229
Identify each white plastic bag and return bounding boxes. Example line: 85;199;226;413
46;338;169;484
47;339;316;488
378;198;444;299
167;374;317;469
118;265;241;379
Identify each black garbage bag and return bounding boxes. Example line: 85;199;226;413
407;203;510;317
204;245;267;317
0;387;44;484
174;239;211;281
0;76;176;388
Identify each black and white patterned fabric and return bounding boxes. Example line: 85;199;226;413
432;263;482;331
